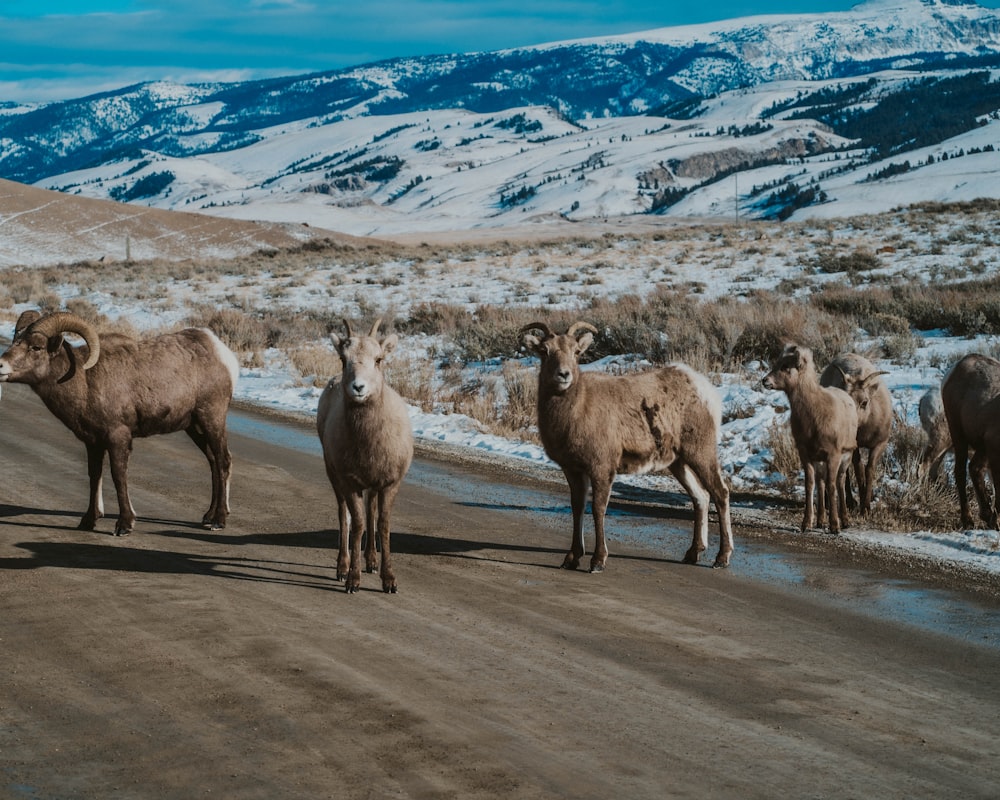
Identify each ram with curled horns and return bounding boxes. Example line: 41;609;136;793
0;310;239;536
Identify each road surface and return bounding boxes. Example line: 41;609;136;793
1;382;999;798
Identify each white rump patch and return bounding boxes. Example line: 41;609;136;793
672;363;723;434
201;328;240;390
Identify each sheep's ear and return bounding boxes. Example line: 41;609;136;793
381;334;398;357
575;332;594;355
330;332;345;352
46;332;65;356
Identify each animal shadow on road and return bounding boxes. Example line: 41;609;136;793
0;503;86;531
0;538;346;591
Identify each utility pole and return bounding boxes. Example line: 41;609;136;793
734;173;739;224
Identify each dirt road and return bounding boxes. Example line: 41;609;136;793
2;381;999;799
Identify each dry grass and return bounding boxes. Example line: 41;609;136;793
12;202;1000;523
288;344;340;388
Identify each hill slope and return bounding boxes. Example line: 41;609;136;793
0;178;356;267
4;0;1000;234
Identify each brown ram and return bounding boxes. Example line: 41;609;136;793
819;353;891;513
521;320;733;572
0;310;238;535
940;353;1000;529
763;343;858;535
316;318;413;593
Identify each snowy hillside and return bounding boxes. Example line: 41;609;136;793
6;0;1000;234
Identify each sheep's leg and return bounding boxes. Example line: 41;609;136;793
815;464;827;529
185;425;217;521
376;484;401;593
106;432;136;536
845;449;862;511
562;469;589;570
344;492;366;593
79;442;106;531
364;489;378;574
802;459;816;532
826;455;844;535
324;463;351;581
836;453;851;531
926;446;948;484
986;451;1000;531
205;428;232;530
954;441;974;528
671;462;709;566
860;442;886;513
186;421;231;529
688;459;733;568
972;450;996;528
588;471;614;573
336;493;350;582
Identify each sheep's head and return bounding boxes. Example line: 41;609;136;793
521;321;597;395
331;317;397;405
762;342;813;392
841;370;889;412
0;311;100;384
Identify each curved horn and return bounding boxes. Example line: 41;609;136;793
519;321;554;339
369;317;383;338
30;312;100;370
566;321;598;338
343;318;354;339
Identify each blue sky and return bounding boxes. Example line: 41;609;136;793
2;0;998;103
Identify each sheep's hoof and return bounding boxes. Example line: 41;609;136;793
345;583;360;594
112;527;132;537
383;584;398;594
712;555;731;569
561;555;581;570
589;562;606;574
682;548;701;565
78;516;99;531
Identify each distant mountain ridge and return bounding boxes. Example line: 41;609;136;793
4;0;1000;232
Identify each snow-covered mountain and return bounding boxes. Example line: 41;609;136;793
5;0;1000;235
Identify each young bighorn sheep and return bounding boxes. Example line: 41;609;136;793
521;320;733;572
819;353;891;513
918;385;952;482
316;318;413;593
0;310;238;535
940;353;1000;529
763;343;858;534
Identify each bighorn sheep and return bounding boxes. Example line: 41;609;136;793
762;343;858;534
0;310;238;535
819;353;891;513
520;321;733;572
940;353;1000;529
316;318;413;593
918;385;952;482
